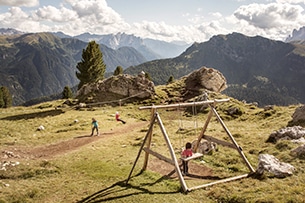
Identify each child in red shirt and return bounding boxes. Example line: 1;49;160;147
181;142;193;175
115;112;126;124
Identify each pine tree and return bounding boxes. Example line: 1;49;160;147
62;86;73;99
167;75;175;84
76;41;106;90
145;72;152;81
0;88;4;108
113;66;123;76
0;86;12;108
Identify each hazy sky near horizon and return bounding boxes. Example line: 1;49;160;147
0;0;304;43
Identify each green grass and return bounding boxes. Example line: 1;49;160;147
0;98;303;202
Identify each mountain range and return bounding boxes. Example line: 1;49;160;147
52;31;190;61
0;29;190;105
125;32;305;106
0;32;146;105
1;28;305;107
285;26;305;43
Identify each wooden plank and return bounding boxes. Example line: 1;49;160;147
143;147;175;165
139;99;230;110
180;152;203;162
188;173;249;191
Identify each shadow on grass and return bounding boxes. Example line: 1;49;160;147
77;169;224;202
1;109;64;120
185;173;222;180
76;173;179;203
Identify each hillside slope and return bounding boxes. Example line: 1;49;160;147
125;32;305;106
0;32;146;105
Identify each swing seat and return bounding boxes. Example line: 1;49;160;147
180;152;203;162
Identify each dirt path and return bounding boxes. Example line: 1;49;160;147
1;121;148;160
1;120;213;178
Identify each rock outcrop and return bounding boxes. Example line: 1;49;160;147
266;126;305;143
185;67;227;93
182;67;227;100
76;73;155;105
256;154;295;178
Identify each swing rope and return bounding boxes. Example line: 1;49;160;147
192;101;198;136
178;103;184;148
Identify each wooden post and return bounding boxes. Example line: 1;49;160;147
142;107;156;171
126;113;157;184
156;113;188;192
193;107;213;152
211;107;255;173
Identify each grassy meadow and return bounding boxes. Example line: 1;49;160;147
0;97;304;203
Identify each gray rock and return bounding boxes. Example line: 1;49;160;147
76;73;155;105
256;154;295;178
184;67;227;93
266;126;305;143
291;144;305;158
289;105;305;127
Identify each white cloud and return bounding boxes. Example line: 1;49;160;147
276;0;305;3
232;3;305;40
234;3;304;28
0;0;38;7
33;6;78;22
0;0;304;43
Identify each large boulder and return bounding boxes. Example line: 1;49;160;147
184;67;227;93
288;105;305;127
256;154;295;178
76;73;155;105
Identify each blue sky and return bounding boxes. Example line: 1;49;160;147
0;0;305;43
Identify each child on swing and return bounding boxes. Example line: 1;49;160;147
181;142;193;175
115;112;126;124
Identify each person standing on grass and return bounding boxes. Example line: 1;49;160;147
115;112;126;124
91;118;99;136
181;142;193;175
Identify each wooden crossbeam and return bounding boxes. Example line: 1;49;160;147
139;99;230;110
143;147;175;165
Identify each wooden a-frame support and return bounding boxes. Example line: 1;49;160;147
126;99;255;193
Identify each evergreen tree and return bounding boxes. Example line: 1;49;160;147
113;66;123;76
0;86;12;108
145;72;152;81
76;41;106;90
167;75;175;84
62;86;73;99
0;88;4;108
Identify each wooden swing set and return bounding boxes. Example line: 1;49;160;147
126;99;255;193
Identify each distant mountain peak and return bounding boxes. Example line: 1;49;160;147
286;26;305;43
0;28;24;35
